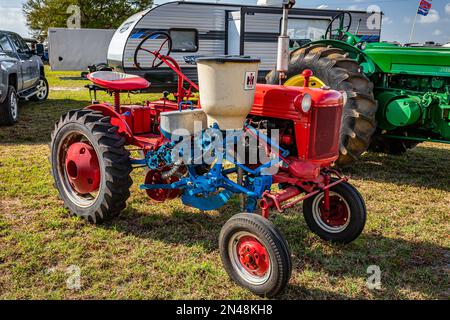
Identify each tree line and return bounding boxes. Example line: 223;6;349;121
23;0;154;41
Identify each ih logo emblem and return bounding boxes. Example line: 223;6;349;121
245;72;256;90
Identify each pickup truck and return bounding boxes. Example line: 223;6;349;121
0;31;49;125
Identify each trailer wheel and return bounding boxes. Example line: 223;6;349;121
303;179;366;244
30;76;49;102
266;44;378;167
219;213;292;297
0;85;18;125
50;110;132;223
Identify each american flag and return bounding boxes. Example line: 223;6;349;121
417;0;433;16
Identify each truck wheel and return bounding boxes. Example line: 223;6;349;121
266;44;378;167
369;135;420;155
30;76;49;102
50;110;132;223
0;85;19;125
303;179;366;244
219;213;292;297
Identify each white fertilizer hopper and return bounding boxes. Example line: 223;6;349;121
160;109;207;139
196;56;261;130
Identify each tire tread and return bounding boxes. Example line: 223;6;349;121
50;109;132;223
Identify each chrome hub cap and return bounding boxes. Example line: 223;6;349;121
10;91;18;120
35;80;48;100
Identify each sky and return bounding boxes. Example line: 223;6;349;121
1;0;449;44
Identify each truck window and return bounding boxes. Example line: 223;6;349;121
9;34;30;53
0;34;14;53
169;29;198;53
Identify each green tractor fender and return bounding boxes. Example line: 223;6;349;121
300;39;378;76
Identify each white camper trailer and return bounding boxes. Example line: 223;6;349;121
107;1;382;90
48;28;115;71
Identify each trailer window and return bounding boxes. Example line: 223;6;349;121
170;29;198;53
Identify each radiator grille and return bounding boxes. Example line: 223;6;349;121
308;106;341;160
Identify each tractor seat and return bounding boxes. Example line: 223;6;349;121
87;71;150;91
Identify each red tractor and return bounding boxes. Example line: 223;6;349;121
50;1;366;297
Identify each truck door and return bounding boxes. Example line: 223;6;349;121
227;11;242;55
9;34;40;90
0;33;20;88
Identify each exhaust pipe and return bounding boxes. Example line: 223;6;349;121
277;0;296;84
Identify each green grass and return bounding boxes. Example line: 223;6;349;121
43;69;90;88
0;67;448;300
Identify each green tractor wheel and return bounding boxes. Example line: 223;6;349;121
266;44;378;167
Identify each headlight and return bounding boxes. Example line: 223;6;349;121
301;93;312;113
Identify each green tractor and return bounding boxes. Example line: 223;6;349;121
267;12;450;166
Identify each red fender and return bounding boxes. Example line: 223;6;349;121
85;104;133;141
85;104;167;150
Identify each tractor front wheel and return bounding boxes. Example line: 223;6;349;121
266;44;378;167
302;179;366;244
50;110;132;223
219;213;292;297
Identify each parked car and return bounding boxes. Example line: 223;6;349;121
24;38;49;64
0;31;49;125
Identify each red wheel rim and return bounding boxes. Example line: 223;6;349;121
319;195;349;228
65;142;100;194
145;168;181;202
236;236;270;277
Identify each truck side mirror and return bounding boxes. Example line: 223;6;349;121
36;43;44;55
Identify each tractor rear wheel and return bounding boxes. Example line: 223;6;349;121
50;110;132;223
266;44;378;167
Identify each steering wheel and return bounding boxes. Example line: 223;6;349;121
134;32;173;70
325;12;352;41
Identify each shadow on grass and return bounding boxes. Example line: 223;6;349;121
104;204;448;300
345;144;450;192
0;99;90;144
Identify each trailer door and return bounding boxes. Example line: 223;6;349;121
227;11;241;55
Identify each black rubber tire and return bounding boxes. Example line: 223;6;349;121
30;76;49;102
219;213;292;298
369;135;420;155
303;179;366;244
50;110;132;223
0;86;19;125
266;44;378;167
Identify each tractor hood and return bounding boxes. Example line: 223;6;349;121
364;43;450;77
